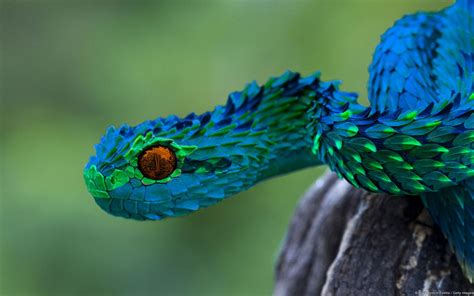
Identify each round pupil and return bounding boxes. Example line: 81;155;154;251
138;146;177;180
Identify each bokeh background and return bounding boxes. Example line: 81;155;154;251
1;0;448;295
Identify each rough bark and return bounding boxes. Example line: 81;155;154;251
274;172;474;296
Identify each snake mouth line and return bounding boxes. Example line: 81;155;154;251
93;197;168;221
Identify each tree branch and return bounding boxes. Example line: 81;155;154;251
274;172;474;296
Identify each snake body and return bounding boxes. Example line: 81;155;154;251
85;1;474;280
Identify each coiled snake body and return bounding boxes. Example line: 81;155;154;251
85;0;474;281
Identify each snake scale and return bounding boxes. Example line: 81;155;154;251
85;0;474;281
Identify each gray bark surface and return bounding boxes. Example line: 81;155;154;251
274;172;474;296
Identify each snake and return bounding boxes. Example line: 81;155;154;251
84;0;474;281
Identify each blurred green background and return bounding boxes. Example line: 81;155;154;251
1;1;447;295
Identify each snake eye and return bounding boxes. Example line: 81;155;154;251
138;145;177;180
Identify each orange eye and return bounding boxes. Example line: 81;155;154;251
138;146;177;180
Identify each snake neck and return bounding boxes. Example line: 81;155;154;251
181;71;362;185
188;71;473;196
205;71;372;185
314;92;474;196
201;71;327;182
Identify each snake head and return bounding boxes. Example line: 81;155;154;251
84;113;250;220
84;72;324;220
